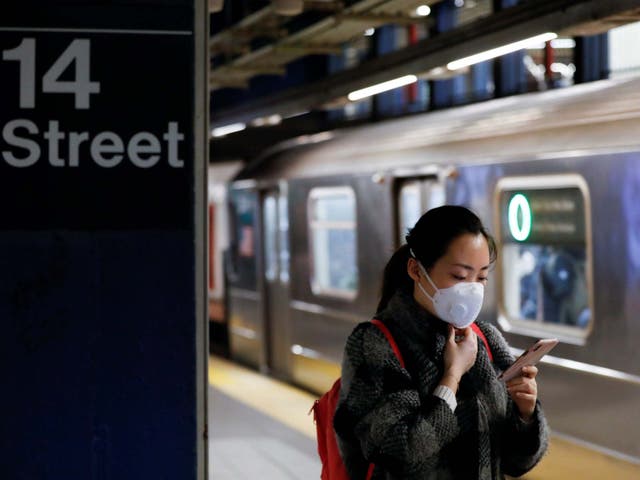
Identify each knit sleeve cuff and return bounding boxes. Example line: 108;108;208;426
512;401;542;433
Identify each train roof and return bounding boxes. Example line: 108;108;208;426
233;75;640;183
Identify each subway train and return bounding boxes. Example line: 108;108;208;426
218;75;640;463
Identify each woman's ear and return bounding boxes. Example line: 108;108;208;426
407;258;421;282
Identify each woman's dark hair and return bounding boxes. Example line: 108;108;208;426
376;205;497;313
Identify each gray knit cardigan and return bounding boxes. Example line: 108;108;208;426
334;290;549;479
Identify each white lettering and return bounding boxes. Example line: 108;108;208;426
44;120;65;167
2;38;36;109
128;132;161;168
2;119;40;167
91;132;124;168
42;39;100;110
0;119;186;169
69;131;89;167
3;38;100;110
164;122;184;167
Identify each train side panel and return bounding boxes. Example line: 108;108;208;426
287;173;394;392
222;78;640;462
453;151;640;459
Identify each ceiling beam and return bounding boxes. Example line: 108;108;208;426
211;0;640;127
336;12;426;26
209;77;250;89
210;43;251;55
209;112;336;162
224;65;287;75
229;26;288;40
304;0;345;13
275;43;343;55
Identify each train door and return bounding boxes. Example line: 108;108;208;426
226;186;263;369
260;186;291;377
396;176;446;245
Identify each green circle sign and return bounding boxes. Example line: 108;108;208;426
508;194;532;241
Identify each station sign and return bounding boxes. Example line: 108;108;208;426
0;2;204;480
0;17;193;229
499;187;586;244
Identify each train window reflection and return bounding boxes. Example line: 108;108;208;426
399;182;421;243
279;192;290;283
263;194;278;281
308;187;358;299
502;245;590;328
398;179;446;244
496;176;592;341
229;188;258;290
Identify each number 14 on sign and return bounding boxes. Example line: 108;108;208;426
2;38;100;110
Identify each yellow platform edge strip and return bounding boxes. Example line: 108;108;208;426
209;356;318;439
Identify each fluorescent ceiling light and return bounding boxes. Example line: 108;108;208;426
416;5;431;16
529;38;576;50
211;122;246;137
447;32;558;70
251;114;282;127
551;38;576;49
348;75;418;101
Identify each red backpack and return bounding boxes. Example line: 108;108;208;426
311;320;492;480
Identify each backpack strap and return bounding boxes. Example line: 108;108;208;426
471;323;493;362
371;318;405;369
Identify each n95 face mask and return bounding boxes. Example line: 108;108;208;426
415;261;485;329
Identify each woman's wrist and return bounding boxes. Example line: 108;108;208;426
519;413;534;424
440;371;461;393
518;406;535;424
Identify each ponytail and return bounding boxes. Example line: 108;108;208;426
376;244;413;314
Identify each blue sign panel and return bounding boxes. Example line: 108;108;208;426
0;2;203;479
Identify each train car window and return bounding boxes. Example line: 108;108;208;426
399;182;421;242
496;176;592;343
398;179;446;243
308;187;358;299
263;194;278;282
228;188;258;290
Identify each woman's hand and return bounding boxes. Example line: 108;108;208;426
506;365;538;421
441;325;478;392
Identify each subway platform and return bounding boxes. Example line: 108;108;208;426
208;356;640;479
209;357;320;479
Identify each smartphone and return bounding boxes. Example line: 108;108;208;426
498;338;558;382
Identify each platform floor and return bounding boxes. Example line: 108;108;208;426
208;356;640;479
209;357;319;479
209;389;319;479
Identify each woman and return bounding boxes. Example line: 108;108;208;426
334;205;548;479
